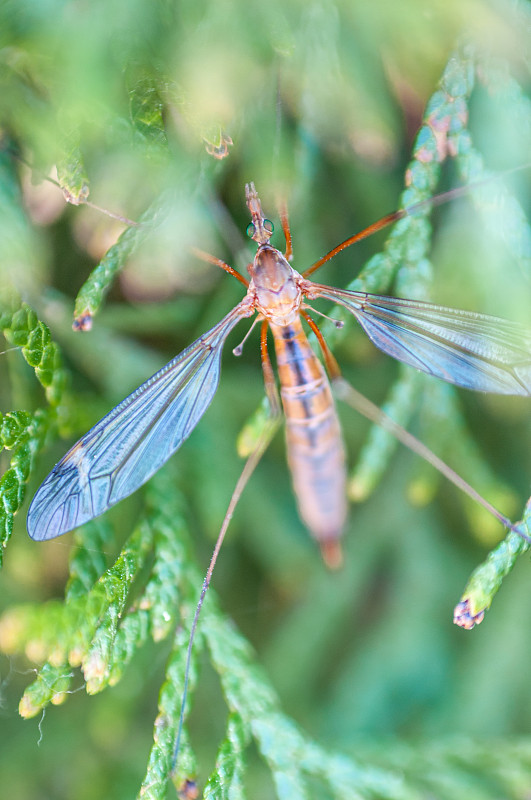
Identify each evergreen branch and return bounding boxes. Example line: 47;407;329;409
473;56;531;279
0;293;67;406
65;522;112;599
0;410;32;450
18;662;74;718
0;28;528;798
107;483;193;687
0;408;53;559
3;516;154;711
202;606;412;799
336;48;476;509
343;50;475;300
81;519;154;693
203;713;247;800
72;194;173;328
355;736;531;799
454;498;531;628
453;127;531;280
128;71;168;152
56;135;90;205
141;624;201;799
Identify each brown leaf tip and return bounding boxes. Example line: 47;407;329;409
453;599;485;630
72;311;93;332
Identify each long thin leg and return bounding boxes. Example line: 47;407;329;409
332;376;531;542
301;310;341;380
260;320;282;416
171;324;281;775
302;167;530;278
303;210;409;277
191;246;249;287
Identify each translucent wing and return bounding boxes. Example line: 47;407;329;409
314;285;531;395
27;304;248;540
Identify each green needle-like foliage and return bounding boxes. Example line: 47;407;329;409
0;295;66;560
73;195;174;327
0;2;531;798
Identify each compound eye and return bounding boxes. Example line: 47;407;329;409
263;219;274;234
246;222;256;238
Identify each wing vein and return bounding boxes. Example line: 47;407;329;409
27;304;247;540
313;284;531;396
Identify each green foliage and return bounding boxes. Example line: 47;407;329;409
72;195;174;326
0;1;530;798
455;499;531;627
0;292;66;560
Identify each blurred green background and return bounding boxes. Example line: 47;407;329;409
1;0;531;798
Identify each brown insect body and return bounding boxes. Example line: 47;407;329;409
270;318;346;567
29;179;531;570
246;189;346;566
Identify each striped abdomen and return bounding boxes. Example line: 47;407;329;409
270;318;346;565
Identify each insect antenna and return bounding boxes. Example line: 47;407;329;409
332;376;531;543
190;246;249;286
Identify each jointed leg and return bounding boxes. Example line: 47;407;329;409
278;198;293;262
301;310;342;380
191;246;249;287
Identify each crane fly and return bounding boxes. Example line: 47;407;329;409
27;182;531;567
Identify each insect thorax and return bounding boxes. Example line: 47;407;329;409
248;245;302;326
